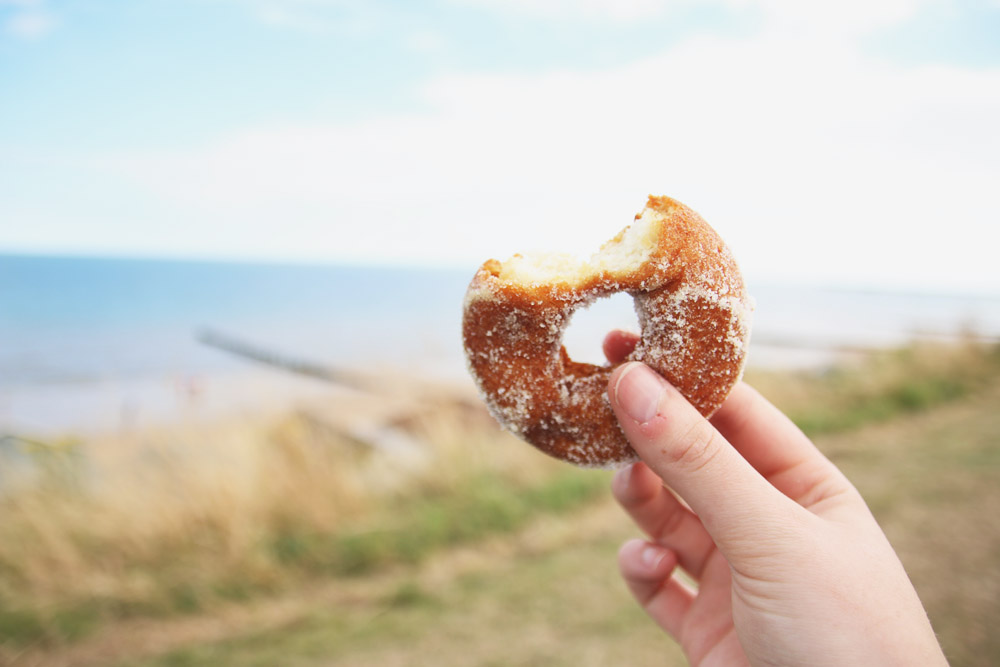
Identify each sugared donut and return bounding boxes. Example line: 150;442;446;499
461;195;753;467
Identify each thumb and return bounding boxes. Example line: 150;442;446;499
609;362;800;558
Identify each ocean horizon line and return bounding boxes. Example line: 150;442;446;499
4;250;999;299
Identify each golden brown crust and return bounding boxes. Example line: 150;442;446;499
462;196;753;467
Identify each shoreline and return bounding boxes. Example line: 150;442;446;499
2;333;979;440
0;366;477;440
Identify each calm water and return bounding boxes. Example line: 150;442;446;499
0;254;471;387
2;253;999;434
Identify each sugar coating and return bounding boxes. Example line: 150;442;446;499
462;196;754;467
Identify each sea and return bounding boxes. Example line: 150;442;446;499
2;253;999;436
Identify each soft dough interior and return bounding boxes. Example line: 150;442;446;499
497;207;660;286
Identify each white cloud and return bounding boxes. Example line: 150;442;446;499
254;5;332;33
729;0;929;32
449;0;672;22
448;0;934;30
68;6;1000;291
405;28;447;54
2;0;56;39
230;0;392;36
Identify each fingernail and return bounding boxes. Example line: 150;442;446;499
641;544;663;568
612;462;634;491
614;363;666;424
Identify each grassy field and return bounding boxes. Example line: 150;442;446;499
1;341;998;666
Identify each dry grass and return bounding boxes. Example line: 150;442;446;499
106;361;1000;667
0;385;591;653
1;341;998;666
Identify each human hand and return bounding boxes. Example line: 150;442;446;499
603;330;947;666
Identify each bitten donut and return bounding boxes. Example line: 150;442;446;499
461;195;753;467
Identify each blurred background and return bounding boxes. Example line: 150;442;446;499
1;1;999;665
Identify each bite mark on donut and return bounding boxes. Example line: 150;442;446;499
462;196;753;467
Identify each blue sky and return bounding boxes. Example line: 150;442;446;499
2;0;1000;292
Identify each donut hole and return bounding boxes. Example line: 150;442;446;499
562;292;640;366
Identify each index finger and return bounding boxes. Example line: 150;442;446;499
608;362;800;553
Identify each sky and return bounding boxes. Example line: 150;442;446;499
2;0;999;293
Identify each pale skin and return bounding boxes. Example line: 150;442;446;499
602;330;948;666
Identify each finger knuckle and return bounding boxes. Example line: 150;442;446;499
666;419;723;474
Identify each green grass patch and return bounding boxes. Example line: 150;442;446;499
268;468;608;576
756;342;1000;437
0;607;47;645
0;600;101;647
384;580;439;609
